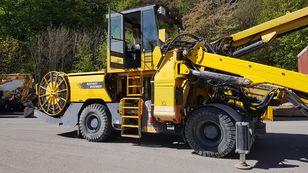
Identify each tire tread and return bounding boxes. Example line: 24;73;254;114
185;106;236;158
79;104;112;142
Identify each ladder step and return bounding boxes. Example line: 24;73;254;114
122;106;139;109
144;59;153;62
128;76;141;79
128;85;142;88
127;94;142;96
122;124;139;128
121;134;141;138
122;97;141;100
120;96;143;139
122;115;139;118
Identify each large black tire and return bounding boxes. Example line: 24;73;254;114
185;106;236;158
79;104;112;142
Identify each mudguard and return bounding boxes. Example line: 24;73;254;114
34;103;83;128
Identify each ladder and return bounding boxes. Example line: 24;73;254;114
127;74;143;96
143;53;154;69
120;97;143;138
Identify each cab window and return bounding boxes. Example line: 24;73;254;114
142;10;158;52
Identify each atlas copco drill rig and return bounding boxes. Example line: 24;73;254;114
35;4;308;168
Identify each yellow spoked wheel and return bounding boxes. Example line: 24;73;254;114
38;71;69;116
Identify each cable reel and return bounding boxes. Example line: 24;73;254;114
38;71;69;116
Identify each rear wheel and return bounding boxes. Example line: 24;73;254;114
185;106;236;158
79;104;112;142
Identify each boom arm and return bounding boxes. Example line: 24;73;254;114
188;43;308;94
153;6;308;123
214;7;308;57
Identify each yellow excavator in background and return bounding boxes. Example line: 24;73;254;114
0;74;36;117
35;5;308;169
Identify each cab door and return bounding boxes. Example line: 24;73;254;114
108;10;125;69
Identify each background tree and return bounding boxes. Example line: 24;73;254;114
244;0;308;70
182;0;238;41
0;37;19;73
0;0;307;78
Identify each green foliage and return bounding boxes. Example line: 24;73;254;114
183;0;238;41
234;0;261;30
0;0;111;39
0;37;20;73
0;0;111;77
97;38;108;69
73;29;104;72
73;44;95;72
113;0;141;11
0;0;307;76
245;0;308;70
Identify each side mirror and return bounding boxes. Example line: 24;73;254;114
159;29;167;43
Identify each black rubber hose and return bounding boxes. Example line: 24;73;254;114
156;33;200;70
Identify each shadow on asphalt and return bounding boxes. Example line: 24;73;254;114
0;113;24;118
248;132;308;170
58;130;308;170
58;130;190;150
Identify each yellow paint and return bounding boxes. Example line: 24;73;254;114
159;29;166;43
68;74;112;102
38;6;308;122
177;62;190;76
126;73;143;96
68;71;105;76
143;124;167;133
143;126;158;133
153;50;185;123
261;32;276;43
262;106;274;121
45;82;61;105
153;50;177;121
111;56;124;64
231;7;308;47
142;52;155;70
0;74;34;101
189;51;308;93
120;97;143;138
153;46;162;68
38;71;70;116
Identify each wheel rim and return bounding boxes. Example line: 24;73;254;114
85;113;101;133
38;71;69;116
195;120;223;148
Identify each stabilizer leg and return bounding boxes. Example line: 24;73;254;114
235;122;252;170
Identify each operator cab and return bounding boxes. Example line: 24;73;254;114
108;5;179;70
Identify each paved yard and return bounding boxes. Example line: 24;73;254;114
0;117;307;173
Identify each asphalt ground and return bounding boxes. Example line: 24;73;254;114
0;116;307;173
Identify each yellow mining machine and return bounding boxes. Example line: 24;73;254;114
0;74;36;117
35;5;308;169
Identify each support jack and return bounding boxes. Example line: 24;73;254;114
235;122;252;170
234;153;252;170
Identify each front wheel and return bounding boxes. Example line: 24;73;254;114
79;104;112;142
185;106;236;158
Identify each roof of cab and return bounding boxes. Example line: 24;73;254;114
106;4;157;18
120;4;156;14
